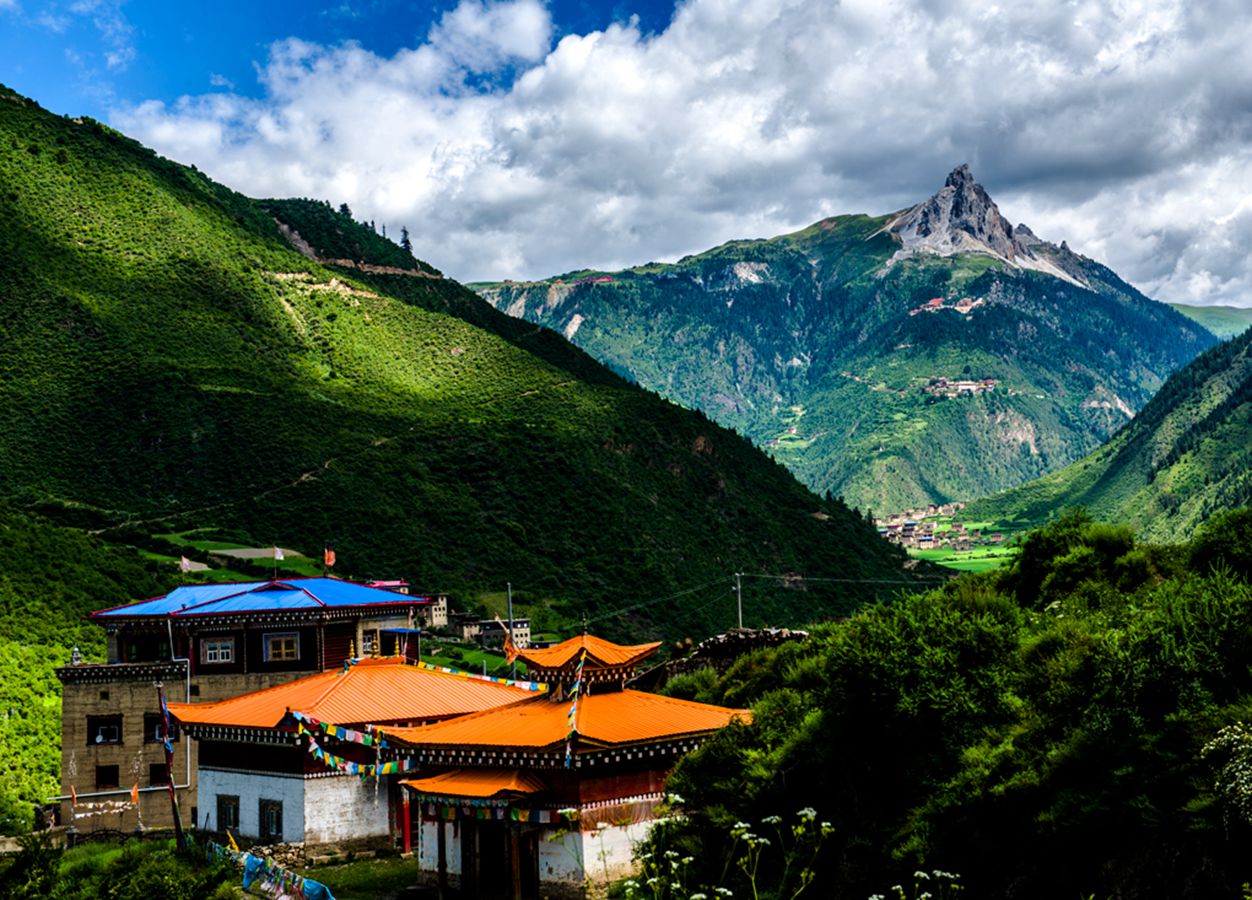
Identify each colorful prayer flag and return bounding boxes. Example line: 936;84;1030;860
274;546;285;561
179;556;192;573
323;546;336;568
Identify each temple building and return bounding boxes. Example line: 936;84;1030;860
55;577;435;832
168;656;539;845
384;634;749;899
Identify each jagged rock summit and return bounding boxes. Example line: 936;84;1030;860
881;164;1085;285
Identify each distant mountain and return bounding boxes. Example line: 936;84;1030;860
1169;303;1252;339
477;167;1216;512
0;84;913;642
967;324;1252;541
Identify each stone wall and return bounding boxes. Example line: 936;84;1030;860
59;664;314;831
303;775;390;845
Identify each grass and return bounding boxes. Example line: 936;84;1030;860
298;856;416;900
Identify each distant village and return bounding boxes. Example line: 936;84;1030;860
875;502;1007;550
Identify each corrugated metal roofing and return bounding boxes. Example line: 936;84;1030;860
167;657;532;728
400;769;546;798
382;690;748;751
93;577;420;619
518;635;662;669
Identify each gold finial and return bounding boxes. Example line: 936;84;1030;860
349;640;356;659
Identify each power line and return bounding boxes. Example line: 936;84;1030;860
582;577;730;626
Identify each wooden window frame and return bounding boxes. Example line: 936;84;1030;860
263;632;299;663
200;637;235;665
87;714;123;746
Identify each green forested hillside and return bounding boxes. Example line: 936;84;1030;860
0;84;909;640
0;509;171;833
968;323;1252;540
477;192;1214;513
655;510;1252;900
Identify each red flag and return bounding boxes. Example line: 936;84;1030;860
130;783;139;805
323;547;336;568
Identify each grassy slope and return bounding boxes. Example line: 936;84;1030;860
477;215;1214;513
967;325;1252;540
0;85;909;641
1170;302;1252;339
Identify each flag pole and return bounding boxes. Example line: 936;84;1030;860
154;680;186;850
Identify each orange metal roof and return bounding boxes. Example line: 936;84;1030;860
168;657;534;729
400;768;546;798
518;634;662;669
382;690;748;751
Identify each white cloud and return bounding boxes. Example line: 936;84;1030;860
113;0;1252;305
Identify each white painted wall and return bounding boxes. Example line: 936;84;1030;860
580;821;653;883
417;820;463;875
199;768;304;844
303;775;390;844
539;829;586;884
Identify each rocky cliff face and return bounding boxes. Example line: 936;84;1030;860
883;165;1084;285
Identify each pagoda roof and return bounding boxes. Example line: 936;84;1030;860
93;577;422;621
517;634;661;670
381;690;748;751
401;768;546;799
168;657;536;730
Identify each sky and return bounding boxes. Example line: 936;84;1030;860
2;0;1252;306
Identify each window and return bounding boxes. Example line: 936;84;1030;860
217;795;240;831
144;713;179;744
87;715;122;746
259;799;283;841
189;684;200;697
360;629;379;656
200;637;234;665
263;632;299;662
99;690;109;701
95;765;119;790
148;763;169;786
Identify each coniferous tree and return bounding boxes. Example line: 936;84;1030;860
338;202;352;217
401;226;413;255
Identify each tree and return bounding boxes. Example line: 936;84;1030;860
401;225;413;255
338;202;352;218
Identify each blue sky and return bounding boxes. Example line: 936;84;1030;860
2;0;1250;307
0;0;678;119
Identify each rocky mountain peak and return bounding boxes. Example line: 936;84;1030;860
945;163;975;190
880;165;1085;286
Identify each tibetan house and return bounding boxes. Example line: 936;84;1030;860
56;577;435;832
167;656;540;845
383;634;749;900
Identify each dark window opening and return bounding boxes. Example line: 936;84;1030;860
95;765;119;790
189;684;200;697
217;794;240;831
148;763;169;786
143;713;178;744
99;690;109;701
259;799;283;841
87;715;123;746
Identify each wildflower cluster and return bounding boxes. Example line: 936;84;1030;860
625;808;834;900
867;869;963;900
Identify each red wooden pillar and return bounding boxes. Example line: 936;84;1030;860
401;789;412;855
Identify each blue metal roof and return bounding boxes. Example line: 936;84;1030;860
93;578;419;619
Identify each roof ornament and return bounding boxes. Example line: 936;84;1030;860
71;645;83;666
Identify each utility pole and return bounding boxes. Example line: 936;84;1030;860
735;572;743;630
506;582;516;679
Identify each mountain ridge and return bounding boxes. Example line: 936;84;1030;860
477;166;1215;512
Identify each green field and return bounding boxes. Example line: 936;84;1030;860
910;545;1018;572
